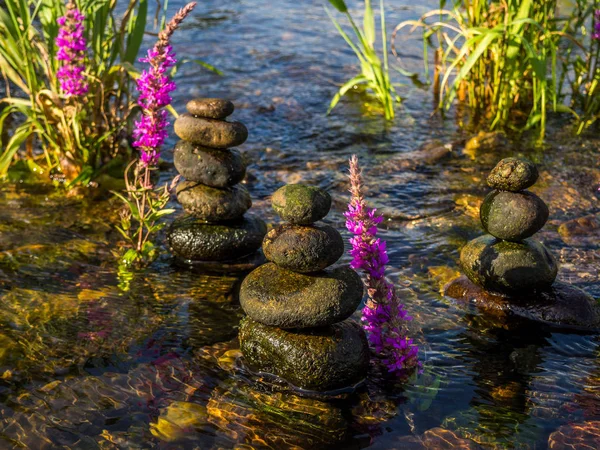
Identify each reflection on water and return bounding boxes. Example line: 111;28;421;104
0;0;599;447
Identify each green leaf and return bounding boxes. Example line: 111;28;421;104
327;0;348;13
363;0;375;46
327;74;368;114
0;122;31;175
124;0;147;64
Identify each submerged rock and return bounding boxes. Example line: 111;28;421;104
480;190;549;241
487;157;539;192
240;263;363;328
174;113;248;148
166;215;266;261
239;317;369;391
446;275;600;331
271;184;331;225
186;98;234;119
262;224;344;272
460;235;557;294
176;181;251;222
173;141;246;188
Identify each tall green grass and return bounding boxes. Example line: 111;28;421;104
326;0;399;120
0;0;151;184
393;0;562;139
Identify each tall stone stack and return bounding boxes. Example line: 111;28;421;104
446;157;600;331
238;184;370;393
460;157;558;294
166;99;266;265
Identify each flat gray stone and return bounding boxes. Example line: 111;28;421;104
480;190;548;241
173;141;246;188
174;113;248;148
176;181;251;222
166;215;266;261
186;98;234;119
239;317;369;392
239;262;363;328
263;224;344;272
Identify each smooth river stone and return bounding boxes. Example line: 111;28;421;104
174;113;248;148
166;215;266;261
173;141;246;188
176;181;251;222
480;190;549;241
239;317;369;392
460;235;558;294
445;276;600;331
487;157;539;192
240;263;363;328
272;184;331;225
262;224;344;272
186;98;234;119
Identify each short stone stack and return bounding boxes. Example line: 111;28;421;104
461;157;557;294
166;99;266;265
238;184;370;393
445;157;600;331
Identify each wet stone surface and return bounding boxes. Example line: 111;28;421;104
186;98;235;119
166;215;266;261
271;184;331;225
240;262;363;328
487;157;539;191
461;235;558;294
173;141;246;188
480;190;549;241
174;113;248;148
176;181;251;222
239;317;369;391
262;223;344;272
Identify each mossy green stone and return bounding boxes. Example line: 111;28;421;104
174;113;248;148
240;263;363;328
263;224;344;272
239;317;369;391
480;190;549;241
271;184;331;224
487;157;539;192
176;181;251;222
166;215;266;261
186;98;234;119
460;235;557;294
173;141;246;188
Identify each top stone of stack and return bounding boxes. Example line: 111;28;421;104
487;157;539;192
186;98;234;119
271;184;332;225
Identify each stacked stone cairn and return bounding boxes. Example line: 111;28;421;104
446;157;600;330
460;157;557;294
238;184;370;393
166;98;267;265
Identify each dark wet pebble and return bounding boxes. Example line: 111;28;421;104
263;224;344;272
173;141;246;188
166;215;266;261
239;317;369;391
460;235;557;294
480;190;549;241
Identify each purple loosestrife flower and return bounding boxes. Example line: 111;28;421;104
56;2;88;97
133;2;196;167
345;155;421;378
594;10;600;40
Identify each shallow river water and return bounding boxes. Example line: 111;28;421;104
0;0;599;448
